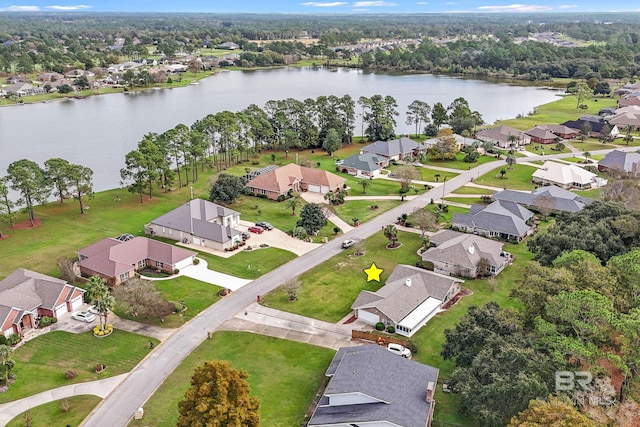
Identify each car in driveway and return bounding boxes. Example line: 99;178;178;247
248;226;265;234
387;343;412;358
89;305;109;315
341;239;356;249
255;221;274;230
241;232;251;241
72;311;96;323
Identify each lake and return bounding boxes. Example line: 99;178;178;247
0;67;560;192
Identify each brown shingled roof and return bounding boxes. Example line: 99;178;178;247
245;164;345;194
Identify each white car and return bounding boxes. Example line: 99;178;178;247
88;305;109;315
341;239;356;249
387;343;412;358
72;311;96;323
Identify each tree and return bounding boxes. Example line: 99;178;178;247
569;82;591;108
322;128;342;156
296;203;327;234
508;396;596;427
477;257;492;277
85;276;114;332
582;151;591;163
362;95;398;141
383;224;398;247
286;198;301;216
209;174;245;205
358;179;371;194
177;360;260;427
44;158;71;204
6;159;50;226
593;81;611;97
394;165;419;190
405;100;431;137
578;122;592;141
411;207;438;237
428;128;458;160
113;277;174;319
66;164;93;214
0;178;15;230
461;144;479;163
431;102;448;129
623;125;634;145
505;152;517;169
0;345;15;387
57;257;76;284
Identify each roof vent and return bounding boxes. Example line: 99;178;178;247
405;278;411;287
468;245;475;255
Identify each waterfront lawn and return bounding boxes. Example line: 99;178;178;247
198;247;297;280
7;395;101;427
421;153;496;170
450;186;495;195
332;200;401;225
262;231;423;322
113;276;222;328
129;332;335;427
1;331;157;404
474;164;538;191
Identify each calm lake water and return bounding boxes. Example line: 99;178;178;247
0;67;560;192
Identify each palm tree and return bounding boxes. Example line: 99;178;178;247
86;275;115;332
623;125;634;146
505;152;517;170
286;198;301;216
383;224;398;247
583;151;591;163
359;179;371;194
507;133;520;149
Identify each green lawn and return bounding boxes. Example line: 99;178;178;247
526;143;571;155
421;153;497;170
567;139;618;152
262;231;424;322
1;331;158;404
7;395;101;427
332;199;402;225
425;204;470;224
450;186;495;195
129;332;335;427
574;188;602;199
475;164;538;191
444;197;483;206
113;276;222;328
198;247;297;280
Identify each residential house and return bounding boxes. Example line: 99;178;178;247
598;150;640;175
423;134;480;150
0;82;46;97
0;269;85;338
352;265;463;336
607;106;640;130
535;124;579;140
475;125;531;148
492;185;594;213
37;72;64;82
525;126;559;144
361;137;425;161
217;41;240;50
77;237;196;286
619;95;640;108
422;230;511;278
532;161;607;189
452;200;534;242
338;152;387;177
599;107;617;117
146;199;242;251
245;163;345;200
308;345;439;427
562;115;619;138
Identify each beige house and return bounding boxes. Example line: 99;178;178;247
245;163;345;200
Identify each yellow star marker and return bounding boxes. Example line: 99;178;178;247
364;262;384;282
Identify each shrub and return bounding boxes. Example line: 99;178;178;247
277;194;286;202
64;370;77;380
8;334;21;346
415;260;435;271
0;336;8;346
173;269;179;275
38;316;56;327
171;301;185;312
193;258;200;265
386;325;396;334
375;322;385;331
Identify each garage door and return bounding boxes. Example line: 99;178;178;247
70;296;83;311
175;257;194;270
357;309;380;325
308;184;321;193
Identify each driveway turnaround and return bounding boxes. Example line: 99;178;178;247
237;220;320;256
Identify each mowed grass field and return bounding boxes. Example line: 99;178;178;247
7;395;101;427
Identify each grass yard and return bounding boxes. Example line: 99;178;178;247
421;153;497;170
262;231;424;322
129;332;335;427
450;186;495;195
574;188;602;198
198;247;297;280
474;164;538;191
568;140;619;152
332;199;402;225
526;143;571;155
425;204;470;224
1;331;158;404
7;395;101;427
444;197;483;206
113;276;222;328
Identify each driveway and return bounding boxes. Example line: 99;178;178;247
180;257;252;291
237;220;321;256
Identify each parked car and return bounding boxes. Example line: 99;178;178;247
248;226;265;234
255;221;273;230
241;232;251;241
387;343;412;358
88;305;109;315
72;311;96;323
341;239;356;249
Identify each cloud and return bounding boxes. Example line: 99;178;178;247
353;1;398;7
4;5;41;11
301;1;347;6
477;4;552;12
45;4;92;10
558;4;578;8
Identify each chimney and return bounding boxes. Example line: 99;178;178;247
426;381;435;403
405;278;411;287
468;245;475;255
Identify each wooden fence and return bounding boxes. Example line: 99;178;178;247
351;330;411;348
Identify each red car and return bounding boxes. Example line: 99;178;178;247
248;226;265;234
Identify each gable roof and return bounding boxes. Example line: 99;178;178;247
476;125;526;144
525;126;558;140
0;268;84;313
424;134;480;147
422;230;506;270
341;152;385;172
77;237;196;278
150;199;240;243
492;185;594;213
362;137;422;157
537;124;579;136
562;118;616;134
309;345;439;427
532;161;597;186
352;265;462;324
245;164;344;194
599;150;640;174
452;200;533;238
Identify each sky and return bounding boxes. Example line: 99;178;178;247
0;0;638;14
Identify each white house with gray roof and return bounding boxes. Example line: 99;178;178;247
598;150;640;175
308;345;439;427
351;265;463;337
492;185;594;213
452;200;534;242
422;230;511;278
339;152;388;177
361;136;425;161
146;199;242;251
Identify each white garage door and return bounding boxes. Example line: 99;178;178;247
308;184;321;193
357;309;380;325
70;296;83;311
175;257;194;270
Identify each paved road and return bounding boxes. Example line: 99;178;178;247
81;146;637;426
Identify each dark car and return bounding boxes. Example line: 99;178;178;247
248;226;265;234
255;221;274;230
241;232;251;241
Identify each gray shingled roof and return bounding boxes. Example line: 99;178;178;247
352;265;461;323
341;152;385;172
492;185;594;213
310;345;438;427
599;150;640;174
453;200;533;238
362;137;422;157
422;230;506;271
0;268;84;312
150;199;240;243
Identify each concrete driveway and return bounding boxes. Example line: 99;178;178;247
180;257;252;291
237;220;320;256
